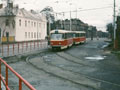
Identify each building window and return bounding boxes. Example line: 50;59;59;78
28;32;30;38
39;33;41;38
28;21;30;26
6;19;9;26
37;32;38;38
25;20;27;27
19;19;21;26
34;32;36;38
31;32;33;38
39;23;41;27
25;32;27;38
31;22;33;27
34;22;36;27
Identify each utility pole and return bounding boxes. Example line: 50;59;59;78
113;0;117;49
70;3;72;31
76;8;77;31
55;13;58;29
63;12;65;30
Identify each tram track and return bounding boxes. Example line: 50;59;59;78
26;50;120;90
63;50;120;74
26;51;101;90
51;52;120;89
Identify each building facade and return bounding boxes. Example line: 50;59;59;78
0;4;47;43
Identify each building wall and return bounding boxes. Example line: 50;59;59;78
0;16;16;42
15;16;47;41
0;15;47;42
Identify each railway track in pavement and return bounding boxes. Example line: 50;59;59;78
26;49;120;90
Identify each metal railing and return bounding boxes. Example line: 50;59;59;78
0;58;36;90
0;40;48;57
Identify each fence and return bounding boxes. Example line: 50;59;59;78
0;40;48;57
0;58;36;90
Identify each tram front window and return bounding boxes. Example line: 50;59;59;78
51;34;63;40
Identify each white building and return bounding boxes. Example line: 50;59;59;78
0;4;47;42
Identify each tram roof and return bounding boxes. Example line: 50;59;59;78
50;29;72;34
73;31;86;33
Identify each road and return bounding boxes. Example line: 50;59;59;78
2;38;120;90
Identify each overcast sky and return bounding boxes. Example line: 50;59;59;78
1;0;120;31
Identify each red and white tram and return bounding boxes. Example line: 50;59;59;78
50;30;73;50
73;31;86;44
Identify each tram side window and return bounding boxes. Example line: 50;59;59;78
83;33;86;37
79;33;80;37
73;33;76;38
67;33;71;39
76;33;79;37
66;33;69;39
80;33;82;37
70;33;73;38
62;34;65;39
81;33;83;37
64;33;67;39
81;33;85;37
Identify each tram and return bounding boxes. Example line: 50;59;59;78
50;30;73;50
73;31;86;44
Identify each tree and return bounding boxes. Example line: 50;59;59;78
40;6;55;35
115;16;120;49
106;23;113;39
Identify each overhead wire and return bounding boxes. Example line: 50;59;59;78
55;6;113;14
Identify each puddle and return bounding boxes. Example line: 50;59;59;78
43;55;53;62
58;64;65;67
44;59;52;62
101;43;109;48
85;55;106;61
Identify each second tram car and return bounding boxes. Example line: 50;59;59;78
73;31;86;44
50;30;73;50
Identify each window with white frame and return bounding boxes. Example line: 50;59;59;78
39;23;41;27
28;32;30;38
34;22;36;27
19;19;21;26
25;32;27;38
31;22;33;27
28;21;30;27
25;20;27;27
34;32;36;38
37;32;39;38
39;33;41;38
31;32;33;38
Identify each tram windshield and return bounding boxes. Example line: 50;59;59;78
51;34;63;40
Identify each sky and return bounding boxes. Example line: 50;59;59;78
1;0;120;31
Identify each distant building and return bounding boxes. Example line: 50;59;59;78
55;19;97;38
0;3;47;43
